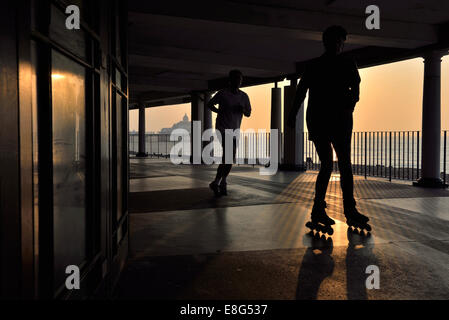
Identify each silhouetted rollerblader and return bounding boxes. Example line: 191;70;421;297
207;70;252;196
287;25;370;233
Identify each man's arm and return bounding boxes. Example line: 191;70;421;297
287;72;309;128
207;92;221;113
242;94;251;117
351;83;360;103
348;60;361;111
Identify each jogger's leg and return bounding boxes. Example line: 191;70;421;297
220;136;237;186
220;164;232;185
214;164;225;184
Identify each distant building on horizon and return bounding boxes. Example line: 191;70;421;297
159;113;191;135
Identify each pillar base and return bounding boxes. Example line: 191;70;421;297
189;156;205;165
135;152;148;158
279;163;307;171
413;177;448;188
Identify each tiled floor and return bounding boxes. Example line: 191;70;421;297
367;197;449;221
116;158;449;300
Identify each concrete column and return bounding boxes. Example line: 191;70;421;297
136;104;147;157
281;79;305;171
203;92;212;132
203;92;213;151
414;50;448;188
271;85;282;164
190;92;204;164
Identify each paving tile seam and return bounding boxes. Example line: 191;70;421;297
128;196;444;228
360;198;449;227
389;242;449;273
390;241;449;261
127;241;416;260
175;172;294;189
128;200;301;214
130;175;179;179
130;206;449;247
129;190;309;205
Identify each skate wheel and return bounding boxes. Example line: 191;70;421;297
305;221;315;229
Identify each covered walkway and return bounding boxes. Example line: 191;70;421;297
116;159;449;299
3;0;449;300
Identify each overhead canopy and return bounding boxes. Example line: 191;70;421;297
128;0;449;108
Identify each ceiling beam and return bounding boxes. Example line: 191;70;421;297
130;75;208;91
131;84;191;93
130;94;192;109
129;90;187;104
129;54;281;77
128;43;295;74
128;2;438;49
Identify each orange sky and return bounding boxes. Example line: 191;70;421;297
130;56;449;133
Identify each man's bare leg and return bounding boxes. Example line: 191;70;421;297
218;164;232;195
210;164;225;196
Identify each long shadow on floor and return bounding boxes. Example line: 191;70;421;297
295;233;334;299
114;254;216;299
295;229;378;300
129;187;287;213
346;229;378;300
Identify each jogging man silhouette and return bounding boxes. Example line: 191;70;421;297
207;70;252;196
287;25;369;226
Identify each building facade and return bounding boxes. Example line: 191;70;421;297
0;0;129;299
159;114;191;135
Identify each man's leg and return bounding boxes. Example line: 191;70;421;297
308;137;335;225
219;137;237;195
313;138;334;206
219;137;236;191
210;129;227;196
220;137;236;185
220;164;232;184
332;134;355;209
210;164;224;196
214;164;225;184
333;133;369;224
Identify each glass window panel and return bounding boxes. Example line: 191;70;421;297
31;41;40;255
115;68;121;90
49;4;87;61
52;50;87;289
116;94;123;221
115;13;122;63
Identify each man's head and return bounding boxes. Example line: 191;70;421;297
228;69;243;90
322;25;347;55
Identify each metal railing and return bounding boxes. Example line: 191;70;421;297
129;133;181;158
305;131;448;182
129;132;277;164
129;130;448;182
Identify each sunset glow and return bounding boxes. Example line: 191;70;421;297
130;56;449;133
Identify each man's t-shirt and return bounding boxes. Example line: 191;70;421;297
299;54;361;141
209;88;251;131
